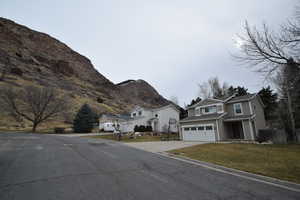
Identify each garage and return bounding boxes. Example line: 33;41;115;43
182;124;216;142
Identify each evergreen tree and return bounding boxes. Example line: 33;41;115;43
227;86;249;97
73;104;96;133
188;97;201;107
258;86;278;121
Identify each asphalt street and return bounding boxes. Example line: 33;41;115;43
0;133;299;200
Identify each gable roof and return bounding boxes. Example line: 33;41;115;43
152;104;181;113
188;93;264;109
226;94;256;103
188;94;236;108
188;99;222;108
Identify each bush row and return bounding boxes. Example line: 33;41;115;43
134;125;152;132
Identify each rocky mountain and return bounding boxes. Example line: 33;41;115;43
0;17;169;120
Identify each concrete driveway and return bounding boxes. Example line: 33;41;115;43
124;141;206;153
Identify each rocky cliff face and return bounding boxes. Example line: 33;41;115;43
117;80;169;107
0;17;169;117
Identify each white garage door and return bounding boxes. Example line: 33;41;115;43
182;124;216;142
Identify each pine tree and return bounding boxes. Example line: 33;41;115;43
258;86;278;121
73;104;96;133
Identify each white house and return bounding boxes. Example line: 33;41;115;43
120;104;180;133
99;104;180;133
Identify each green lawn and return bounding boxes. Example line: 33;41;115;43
88;134;162;143
169;143;300;184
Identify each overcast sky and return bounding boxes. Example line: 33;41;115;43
1;0;297;106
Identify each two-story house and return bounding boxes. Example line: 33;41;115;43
179;94;266;142
120;104;180;133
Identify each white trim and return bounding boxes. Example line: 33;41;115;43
224;117;250;122
249;101;253;115
216;119;220;141
181;123;216;142
207;98;223;102
241;120;246;139
180;112;227;123
223;94;237;102
249;119;255;140
222;114;256;122
233;103;243;115
180;118;219;123
181;123;214;128
196;103;223;109
217;112;228;119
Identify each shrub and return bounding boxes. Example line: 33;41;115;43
256;129;273;143
139;125;146;132
54;127;65;134
133;125;153;132
73;104;96;133
134;125;139;132
146;125;153;132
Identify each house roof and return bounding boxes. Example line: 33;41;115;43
180;113;225;123
188;99;222;108
188;93;261;109
152;104;181;113
116;114;132;120
226;94;256;103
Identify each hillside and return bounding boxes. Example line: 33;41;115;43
0;17;169;129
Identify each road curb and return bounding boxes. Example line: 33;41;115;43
157;152;300;193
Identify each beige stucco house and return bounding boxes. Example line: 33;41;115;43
180;94;266;142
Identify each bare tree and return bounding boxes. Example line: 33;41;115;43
0;86;70;132
198;77;229;99
235;7;300;142
234;21;299;76
198;82;211;99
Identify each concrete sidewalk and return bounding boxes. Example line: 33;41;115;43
123;141;206;153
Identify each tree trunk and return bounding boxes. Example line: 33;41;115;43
286;88;297;142
32;123;38;133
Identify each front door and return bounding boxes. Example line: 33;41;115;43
232;122;244;139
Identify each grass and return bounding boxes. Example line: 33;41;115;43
169;143;300;184
88;134;162;143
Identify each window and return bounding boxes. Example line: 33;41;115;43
203;106;217;114
184;127;190;131
234;103;243;115
138;111;142;116
191;127;197;131
205;126;213;130
198;126;204;131
132;113;136;117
